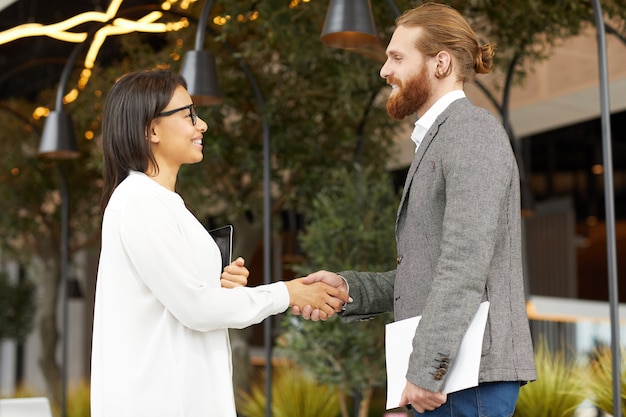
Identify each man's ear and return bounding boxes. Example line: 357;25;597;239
435;50;452;78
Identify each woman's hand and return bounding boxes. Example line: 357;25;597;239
220;257;249;288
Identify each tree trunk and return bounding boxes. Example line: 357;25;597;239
358;387;373;417
337;387;350;417
30;258;61;408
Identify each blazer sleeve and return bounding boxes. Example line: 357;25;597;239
338;269;396;322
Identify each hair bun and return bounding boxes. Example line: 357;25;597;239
475;43;495;74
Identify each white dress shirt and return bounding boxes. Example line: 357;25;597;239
410;90;466;151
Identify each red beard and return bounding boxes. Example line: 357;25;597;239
386;64;432;120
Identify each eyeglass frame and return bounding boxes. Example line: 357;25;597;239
156;104;197;126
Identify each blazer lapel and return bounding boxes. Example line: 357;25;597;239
395;99;468;231
395;126;439;230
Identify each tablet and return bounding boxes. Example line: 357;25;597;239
208;224;233;270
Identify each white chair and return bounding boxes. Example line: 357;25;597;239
0;397;53;417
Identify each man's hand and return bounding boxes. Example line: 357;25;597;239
291;270;351;321
220;257;249;288
399;380;447;413
284;277;350;321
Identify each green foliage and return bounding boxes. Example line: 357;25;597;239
0;98;58;261
441;0;626;88
514;341;586;417
175;0;398;221
279;164;398;415
586;345;626;416
280;313;390;395
0;271;36;342
291;164;399;273
237;365;340;417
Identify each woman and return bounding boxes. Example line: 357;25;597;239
90;69;347;417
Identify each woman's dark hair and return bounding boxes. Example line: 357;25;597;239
100;69;187;210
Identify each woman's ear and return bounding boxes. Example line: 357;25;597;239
147;121;160;144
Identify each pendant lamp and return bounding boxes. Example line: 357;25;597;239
38;110;80;159
321;0;381;50
180;49;222;106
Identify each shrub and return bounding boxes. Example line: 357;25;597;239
237;365;340;417
280;164;398;417
514;341;586;417
586;345;626;416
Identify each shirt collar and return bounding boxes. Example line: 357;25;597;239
410;90;466;150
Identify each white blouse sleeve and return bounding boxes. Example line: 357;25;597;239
118;188;289;332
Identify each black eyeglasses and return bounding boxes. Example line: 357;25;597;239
156;104;197;126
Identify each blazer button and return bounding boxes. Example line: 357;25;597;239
396;255;402;265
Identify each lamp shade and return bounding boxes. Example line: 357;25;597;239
38;110;80;159
180;50;222;106
321;0;381;50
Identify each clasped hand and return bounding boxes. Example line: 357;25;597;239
220;263;348;320
290;270;350;321
285;275;349;320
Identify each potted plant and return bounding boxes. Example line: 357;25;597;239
237;365;340;417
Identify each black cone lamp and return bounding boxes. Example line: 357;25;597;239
38;110;80;159
179;0;221;105
180;50;221;106
39;39;81;159
321;0;381;50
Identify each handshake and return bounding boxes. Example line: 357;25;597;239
221;259;350;321
285;271;352;321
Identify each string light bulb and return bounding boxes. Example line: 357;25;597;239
0;0;193;105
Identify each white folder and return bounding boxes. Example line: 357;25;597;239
385;301;489;409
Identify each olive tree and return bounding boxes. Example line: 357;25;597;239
279;165;398;417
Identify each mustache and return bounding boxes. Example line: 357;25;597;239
386;77;402;87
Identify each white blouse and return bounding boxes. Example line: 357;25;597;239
91;171;289;417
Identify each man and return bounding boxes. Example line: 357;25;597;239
296;3;537;416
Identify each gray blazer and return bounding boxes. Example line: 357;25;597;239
340;98;537;392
